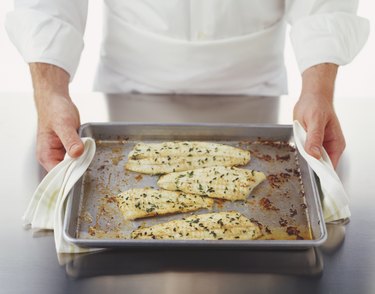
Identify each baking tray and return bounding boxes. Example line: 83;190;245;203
63;123;327;249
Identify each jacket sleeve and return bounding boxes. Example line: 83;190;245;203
285;0;369;73
5;0;89;81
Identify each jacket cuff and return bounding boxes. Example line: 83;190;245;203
290;12;369;73
5;9;84;81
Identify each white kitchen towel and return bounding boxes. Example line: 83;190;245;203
23;137;100;253
293;120;351;222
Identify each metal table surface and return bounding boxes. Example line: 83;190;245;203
0;93;374;294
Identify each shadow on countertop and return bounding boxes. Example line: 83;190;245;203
63;247;323;279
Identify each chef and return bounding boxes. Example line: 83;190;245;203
5;1;369;171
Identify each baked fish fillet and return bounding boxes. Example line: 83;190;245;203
125;141;250;175
157;166;266;201
116;188;214;220
131;211;262;240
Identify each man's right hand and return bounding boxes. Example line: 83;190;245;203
36;92;84;171
30;63;84;171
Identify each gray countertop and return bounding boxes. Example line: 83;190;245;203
0;93;374;294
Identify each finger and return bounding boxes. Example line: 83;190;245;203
43;158;63;172
323;135;346;169
55;124;84;158
325;145;341;169
37;133;66;171
305;119;325;160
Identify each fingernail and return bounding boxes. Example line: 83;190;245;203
69;143;81;155
311;146;321;157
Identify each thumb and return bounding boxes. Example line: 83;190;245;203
55;123;84;158
305;120;325;160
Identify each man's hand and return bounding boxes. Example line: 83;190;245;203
294;63;345;168
30;63;84;171
36;93;83;171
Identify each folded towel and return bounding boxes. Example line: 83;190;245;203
23;138;100;253
293;120;351;222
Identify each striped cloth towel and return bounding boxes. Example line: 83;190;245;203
293;120;351;222
23;137;100;253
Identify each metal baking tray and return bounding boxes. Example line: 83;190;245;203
63;123;327;249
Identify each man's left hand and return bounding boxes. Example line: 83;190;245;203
294;63;345;169
293;92;345;168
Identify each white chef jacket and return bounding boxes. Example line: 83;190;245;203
5;0;369;95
